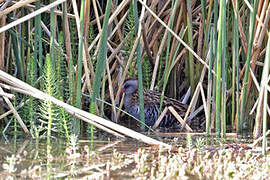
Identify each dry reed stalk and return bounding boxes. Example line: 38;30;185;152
110;2;124;41
0;98;29;120
0;16;5;70
0;0;38;18
137;0;216;77
156;132;237;137
147;0;171;32
92;0;102;31
14;0;75;19
252;130;270;147
0;0;66;33
97;139;124;152
244;3;270;118
172;47;186;68
152;106;168;129
87;0;131;54
188;51;209;114
199;83;208;124
71;0;92;95
148;14;169;52
248;68;270;115
0;91;14;99
168;106;192;132
179;83;202;131
114;36;140;100
109;11;128;40
63;2;73;64
72;113;124;138
150;25;168;90
197;16;203;58
40;21;60;48
0;70;171;148
142;24;153;63
105;60;117;122
0;86;29;134
254;0;269;41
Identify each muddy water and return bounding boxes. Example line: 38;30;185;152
0;136;143;179
0;135;268;179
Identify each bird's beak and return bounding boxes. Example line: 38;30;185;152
114;89;124;98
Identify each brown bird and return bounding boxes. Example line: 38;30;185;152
120;78;188;128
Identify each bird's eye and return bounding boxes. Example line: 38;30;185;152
124;84;129;89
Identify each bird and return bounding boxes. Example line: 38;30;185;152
120;78;188;129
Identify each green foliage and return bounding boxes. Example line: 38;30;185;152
25;56;38;135
55;32;71;140
143;57;151;89
39;54;59;138
186;133;193;150
70;19;78;65
124;3;136;77
88;25;95;54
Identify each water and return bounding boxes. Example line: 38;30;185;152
0;137;141;179
0;135;269;179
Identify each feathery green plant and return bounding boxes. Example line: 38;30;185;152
25;56;37;135
55;32;71;140
39;54;59;140
143;57;151;89
124;3;136;77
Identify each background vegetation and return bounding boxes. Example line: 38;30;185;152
0;0;269;146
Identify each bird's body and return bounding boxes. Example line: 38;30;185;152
121;78;188;128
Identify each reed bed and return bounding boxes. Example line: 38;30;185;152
0;0;269;153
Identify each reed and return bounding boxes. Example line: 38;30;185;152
240;0;259;135
206;28;214;136
0;0;269;143
260;32;270;154
232;0;240;133
132;0;145;130
90;0;112;121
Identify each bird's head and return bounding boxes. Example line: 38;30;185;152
121;78;138;95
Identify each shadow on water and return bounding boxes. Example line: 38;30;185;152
0;134;270;179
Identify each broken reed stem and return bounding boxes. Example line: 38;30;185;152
168;106;192;132
153;106;168;129
0;86;29;135
0;0;66;33
0;70;171;148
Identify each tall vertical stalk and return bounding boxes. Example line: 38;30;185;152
90;0;112;123
11;31;23;80
159;0;178;113
215;0;226;137
186;0;195;94
262;32;270;154
206;28;214;136
49;0;55;66
232;0;240;132
74;0;86;135
240;0;259;135
221;0;227;138
133;0;145;130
